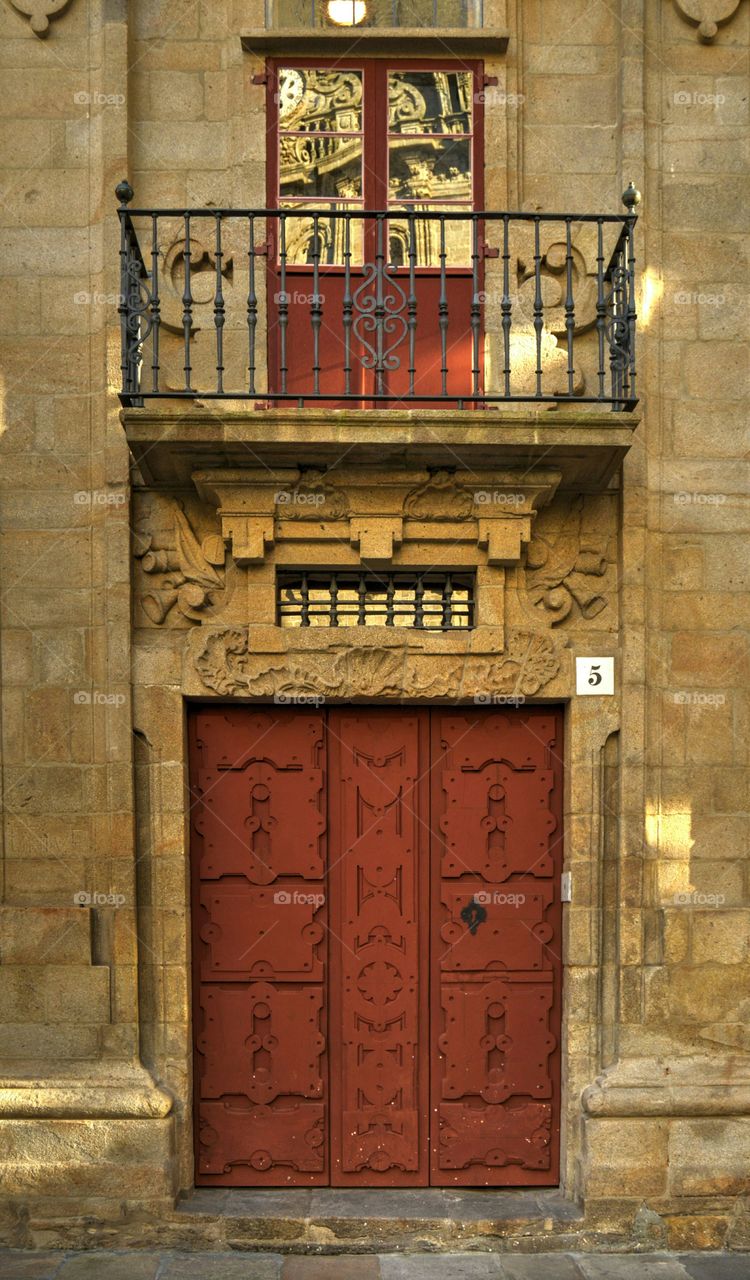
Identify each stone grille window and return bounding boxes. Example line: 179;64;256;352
277;570;474;628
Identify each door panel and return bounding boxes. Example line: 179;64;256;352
430;710;563;1186
190;707;329;1186
190;705;563;1188
327;709;430;1185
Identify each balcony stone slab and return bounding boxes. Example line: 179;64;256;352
122;406;639;493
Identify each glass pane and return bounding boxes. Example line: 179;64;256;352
388;71;473;135
278;68;363;132
387;208;473;267
281;133;362;201
389;136;471;201
278;205;364;266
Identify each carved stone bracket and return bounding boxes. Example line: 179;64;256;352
189;627;565;702
134;499;226;626
673;0;743;41
7;0;72;36
191;466;562;572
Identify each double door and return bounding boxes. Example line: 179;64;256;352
190;706;563;1187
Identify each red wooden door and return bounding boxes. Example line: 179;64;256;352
267;61;483;406
430;710;563;1186
190;706;562;1188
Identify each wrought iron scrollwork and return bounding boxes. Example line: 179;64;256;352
352;259;408;393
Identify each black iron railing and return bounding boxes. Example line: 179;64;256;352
117;181;639;410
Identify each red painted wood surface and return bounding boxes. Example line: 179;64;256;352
430;709;563;1186
190;706;563;1188
328;709;430;1185
190;708;328;1186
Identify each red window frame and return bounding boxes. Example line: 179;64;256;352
266;57;485;234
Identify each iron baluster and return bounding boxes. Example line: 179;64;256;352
595;218;606;400
248;215;257;395
279;213;288;395
622;182;641;406
375;213;386;395
385;576;395;627
564;218;575;397
358;573;366;626
150;214;160;393
414;575;425;629
442;572;453;629
214;213;225;394
117;184;133;396
439;218;449;396
470;214;481;397
311;212;322;395
501;213;512;397
182;213;193;392
407;211;417;397
533;216;543;398
330;574;339;627
343;214;352;397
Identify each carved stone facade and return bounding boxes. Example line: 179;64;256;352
0;0;748;1260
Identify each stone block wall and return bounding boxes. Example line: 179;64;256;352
0;0;747;1249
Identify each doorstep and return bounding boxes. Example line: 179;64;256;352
174;1188;583;1253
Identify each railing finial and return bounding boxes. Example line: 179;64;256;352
622;180;641;211
116;179;134;207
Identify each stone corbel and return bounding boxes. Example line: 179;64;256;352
477;516;533;565
223;515;275;565
349;517;404;567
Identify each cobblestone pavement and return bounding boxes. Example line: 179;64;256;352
0;1252;748;1279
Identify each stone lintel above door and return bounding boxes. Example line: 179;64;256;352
191;466;562;570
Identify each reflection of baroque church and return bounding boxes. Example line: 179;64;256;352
279;69;472;264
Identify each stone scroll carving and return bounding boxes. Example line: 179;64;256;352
523;495;612;626
193;629;563;701
134;500;226;626
7;0;72;36
673;0;742;41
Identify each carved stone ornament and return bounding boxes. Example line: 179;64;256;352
134;500;226;625
275;469;350;520
524;495;611;626
7;0;72;35
193;629;563;701
673;0;742;40
403;471;475;521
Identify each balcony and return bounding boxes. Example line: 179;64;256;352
117;183;639;413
